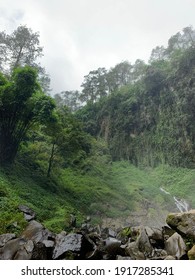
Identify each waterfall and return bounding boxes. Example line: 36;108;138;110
160;187;170;195
173;196;189;212
160;187;189;213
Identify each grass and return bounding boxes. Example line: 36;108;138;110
1;159;195;235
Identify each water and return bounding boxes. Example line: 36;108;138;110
160;187;189;213
173;196;189;212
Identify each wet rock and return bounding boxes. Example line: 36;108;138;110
165;232;186;259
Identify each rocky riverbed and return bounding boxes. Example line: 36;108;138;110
0;205;195;260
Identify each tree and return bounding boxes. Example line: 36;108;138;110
149;46;166;62
0;66;55;165
44;106;92;176
107;61;133;92
54;90;81;112
0;25;50;93
80;67;108;103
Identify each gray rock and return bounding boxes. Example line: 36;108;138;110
103;237;123;256
136;226;153;256
0;233;16;247
21;220;55;243
0;238;26;260
125;241;145;260
165;232;186;259
166;210;195;241
18;205;36;221
165;255;176;260
53;233;84;259
24;240;34;253
116;255;131;260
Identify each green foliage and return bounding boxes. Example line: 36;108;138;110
76;26;195;169
0;66;55;165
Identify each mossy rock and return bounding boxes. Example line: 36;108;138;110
188;245;195;260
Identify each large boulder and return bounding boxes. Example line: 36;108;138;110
21;220;55;259
52;232;92;260
21;220;55;244
166;210;195;241
164;232;186;259
0;238;29;260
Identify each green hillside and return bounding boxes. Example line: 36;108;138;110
1;157;195;235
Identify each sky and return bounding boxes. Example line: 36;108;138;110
0;0;195;94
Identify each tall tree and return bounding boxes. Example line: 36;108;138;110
0;66;55;165
80;67;108;103
54;90;81;112
107;61;132;92
0;25;50;92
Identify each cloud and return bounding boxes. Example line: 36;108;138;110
1;0;195;93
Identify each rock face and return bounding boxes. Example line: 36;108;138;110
0;206;195;260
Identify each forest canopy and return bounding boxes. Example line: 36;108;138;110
1;25;195;171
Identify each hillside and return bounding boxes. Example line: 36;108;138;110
1;157;195;235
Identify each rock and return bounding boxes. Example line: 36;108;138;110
21;220;55;243
165;255;176;260
18;205;36;221
151;249;167;260
135;226;153;256
125;241;145;260
187;245;195;260
0;238;26;260
166;210;195;240
24;240;34;253
165;232;186;259
21;220;55;260
52;233;91;259
103;237;123;256
14;249;30;260
145;226;164;248
116;255;131;260
31;242;48;260
0;233;16;247
108;228;117;238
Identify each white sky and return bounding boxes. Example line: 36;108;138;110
0;0;195;94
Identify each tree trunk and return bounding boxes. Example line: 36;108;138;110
47;142;56;177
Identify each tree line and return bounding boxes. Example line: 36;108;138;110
1;25;195;173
